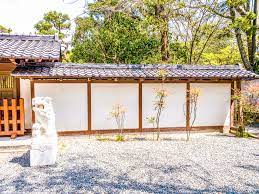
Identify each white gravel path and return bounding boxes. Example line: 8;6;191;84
0;132;258;193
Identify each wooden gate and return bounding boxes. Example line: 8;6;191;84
0;99;25;137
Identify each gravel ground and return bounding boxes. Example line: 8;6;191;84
0;132;258;193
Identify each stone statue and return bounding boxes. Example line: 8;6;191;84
30;97;57;167
32;97;56;140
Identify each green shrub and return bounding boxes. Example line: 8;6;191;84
115;135;125;142
236;125;257;138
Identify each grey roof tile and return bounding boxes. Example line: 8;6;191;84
11;62;259;80
0;34;61;60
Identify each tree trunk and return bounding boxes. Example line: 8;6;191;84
161;20;169;62
235;29;253;70
230;7;253;70
247;34;253;64
251;0;258;69
155;4;169;62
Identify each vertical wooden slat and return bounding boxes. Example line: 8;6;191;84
11;99;17;133
3;99;9;132
19;98;25;134
139;80;143;132
231;82;235;127
0;99;2;132
87;80;92;131
186;82;190;130
15;78;21;98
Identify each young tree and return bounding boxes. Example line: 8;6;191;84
187;88;201;141
147;69;168;141
109;104;127;141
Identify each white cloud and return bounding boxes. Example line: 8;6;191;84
0;0;87;34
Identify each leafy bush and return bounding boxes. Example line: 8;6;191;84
115;134;125;142
233;83;259;126
233;82;259;137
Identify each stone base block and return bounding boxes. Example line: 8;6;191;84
30;143;57;167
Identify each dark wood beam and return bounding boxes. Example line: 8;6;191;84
139;80;143;132
30;79;35;123
186;82;190;131
230;81;235;127
87;80;92;131
236;79;243;126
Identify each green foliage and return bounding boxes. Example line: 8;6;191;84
227;0;247;7
115;134;125;141
231;13;257;35
96;135;111;141
202;45;241;65
208;0;258;70
67;0;252;66
235;125;256;138
34;11;71;39
232;83;259;126
170;42;188;64
0;25;12;33
242;84;259;126
71;13;159;64
236;125;249;138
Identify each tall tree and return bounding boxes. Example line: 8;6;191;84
71;12;159;64
199;0;258;71
34;11;71;40
172;0;229;64
88;0;183;62
34;11;71;60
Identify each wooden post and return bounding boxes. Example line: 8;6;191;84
139;80;143;132
3;99;9;132
30;79;35;123
236;79;243;126
15;78;21;98
230;81;235;128
87;80;92;132
19;98;25;134
11;99;17;136
186;82;190;130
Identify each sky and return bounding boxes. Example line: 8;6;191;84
0;0;88;34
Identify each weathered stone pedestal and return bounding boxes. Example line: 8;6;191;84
30;136;57;167
30;97;57;167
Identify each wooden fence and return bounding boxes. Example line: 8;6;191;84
0;99;25;137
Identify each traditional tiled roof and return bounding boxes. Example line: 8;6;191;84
11;62;259;80
0;34;61;60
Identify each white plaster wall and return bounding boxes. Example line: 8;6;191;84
91;83;138;130
142;83;186;128
190;83;231;126
34;83;88;131
20;79;32;129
